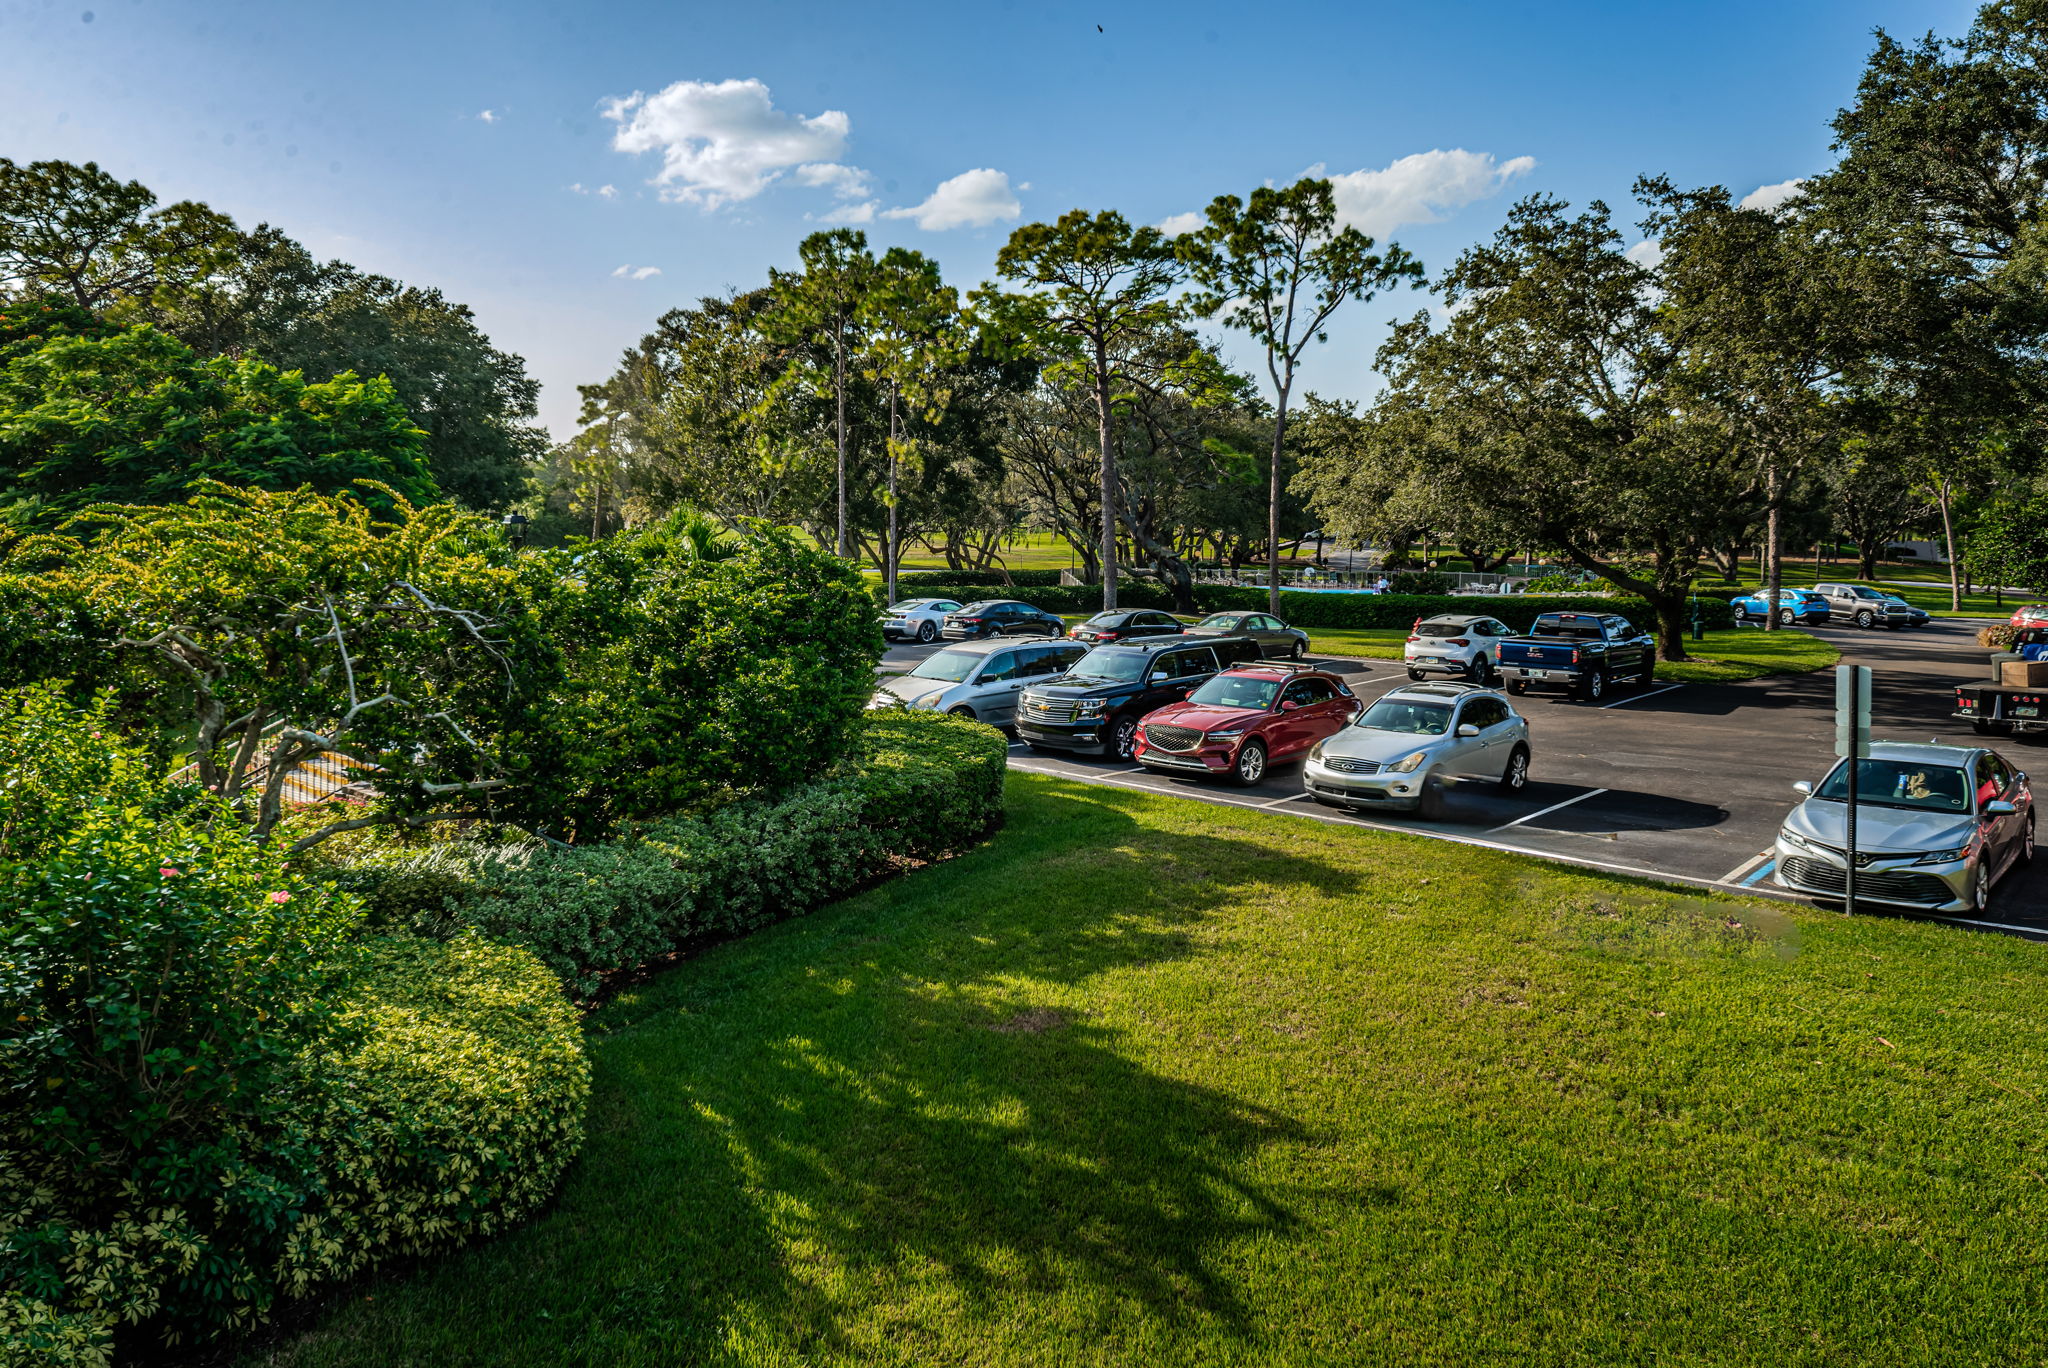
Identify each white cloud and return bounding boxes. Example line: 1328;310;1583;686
478;109;499;124
1624;239;1665;271
1738;179;1805;214
1321;149;1537;240
611;264;662;280
568;182;587;194
795;162;872;199
1018;180;1033;191
819;200;877;224
597;183;618;200
882;168;1022;231
603;77;852;207
1156;210;1206;236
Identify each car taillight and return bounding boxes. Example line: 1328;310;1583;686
1447;638;1469;646
1571;648;1581;663
1098;631;1119;641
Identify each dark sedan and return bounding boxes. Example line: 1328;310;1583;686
1182;610;1309;659
940;599;1067;640
1068;609;1186;645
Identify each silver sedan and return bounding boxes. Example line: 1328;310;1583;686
1302;682;1530;814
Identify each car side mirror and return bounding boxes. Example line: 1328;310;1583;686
1279;699;1300;711
1792;780;1813;795
1457;723;1480;737
1985;799;2018;816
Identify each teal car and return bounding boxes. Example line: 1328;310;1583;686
1733;588;1829;625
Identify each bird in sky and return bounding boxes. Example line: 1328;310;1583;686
1097;24;1104;32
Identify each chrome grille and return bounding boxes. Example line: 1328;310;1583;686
1779;858;1953;905
1023;699;1078;724
1322;756;1381;775
1144;724;1204;753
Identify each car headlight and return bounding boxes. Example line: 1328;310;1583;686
1780;829;1814;852
1389;750;1429;773
1309;739;1326;762
1915;845;1970;865
1075;698;1107;716
1209;728;1248;740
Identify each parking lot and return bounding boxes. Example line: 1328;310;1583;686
882;617;2048;936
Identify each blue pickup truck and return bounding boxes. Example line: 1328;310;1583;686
1497;612;1657;703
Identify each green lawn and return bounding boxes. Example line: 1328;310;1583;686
252;775;2048;1366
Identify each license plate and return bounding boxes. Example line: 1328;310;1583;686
2016;707;2039;718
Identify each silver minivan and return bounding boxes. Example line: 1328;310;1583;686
870;637;1090;726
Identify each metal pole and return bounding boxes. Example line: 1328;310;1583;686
1845;667;1859;918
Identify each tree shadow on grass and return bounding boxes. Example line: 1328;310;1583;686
260;782;1361;1367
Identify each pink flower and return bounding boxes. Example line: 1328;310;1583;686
268;891;292;904
160;867;181;878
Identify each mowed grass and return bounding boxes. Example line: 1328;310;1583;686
252;774;2048;1367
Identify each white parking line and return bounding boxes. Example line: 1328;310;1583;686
1601;683;1686;709
1720;851;1773;884
1487;788;1608;832
1258;792;1313;808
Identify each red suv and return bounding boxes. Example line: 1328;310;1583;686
1133;663;1361;784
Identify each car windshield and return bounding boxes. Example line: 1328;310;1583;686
1195;614;1242;630
1416;621;1470;638
907;650;982;683
1066;648;1151;683
1814;759;1971;813
1188;674;1280;709
1533;618;1604;640
1081;611;1127;626
1354;699;1452;735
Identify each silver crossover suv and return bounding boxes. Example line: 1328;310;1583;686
1303;681;1531;814
1773;741;2034;914
870;638;1088;726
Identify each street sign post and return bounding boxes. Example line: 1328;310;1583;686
1835;665;1872;916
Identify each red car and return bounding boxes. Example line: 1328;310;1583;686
1133;663;1361;785
2012;605;2048;629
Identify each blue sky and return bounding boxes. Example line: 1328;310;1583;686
0;0;1981;437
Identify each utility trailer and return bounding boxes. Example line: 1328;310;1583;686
1954;626;2048;735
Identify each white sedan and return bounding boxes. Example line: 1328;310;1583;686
881;597;963;643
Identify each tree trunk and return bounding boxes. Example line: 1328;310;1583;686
1857;542;1879;579
1936;475;1961;612
834;330;849;559
1267;384;1291;616
885;388;900;607
1762;467;1782;633
1651;595;1690;667
1094;356;1119;610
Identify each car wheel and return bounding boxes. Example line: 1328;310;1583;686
1469;655;1490;683
917;620;936;643
1290;639;1306;659
1232;740;1268;786
1407;667;1425;681
2022;818;2036;866
949;705;976;720
1108;715;1139;761
1974;865;1992;912
1855;609;1874;628
1507;680;1527;696
1498;744;1530;793
1578;669;1607;703
1636;654;1657;686
1778;607;1796;625
1737;608;1753;623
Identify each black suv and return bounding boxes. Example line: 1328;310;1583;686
941;599;1067;640
1015;636;1262;759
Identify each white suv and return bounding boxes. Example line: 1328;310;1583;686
1404;614;1515;682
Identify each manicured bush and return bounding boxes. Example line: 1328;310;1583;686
895;568;1066;588
1979;623;2018;649
337;710;1009;998
0;687;588;1353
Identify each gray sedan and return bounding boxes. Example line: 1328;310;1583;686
1302;682;1530;814
1773;741;2033;914
870;638;1088;726
1184;611;1308;659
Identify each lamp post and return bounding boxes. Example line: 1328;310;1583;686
502;512;529;551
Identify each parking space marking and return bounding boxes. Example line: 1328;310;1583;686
1258;792;1314;808
1720;851;1773;884
1487;788;1608;833
1600;683;1686;710
1927;914;2048;939
1739;858;1778;888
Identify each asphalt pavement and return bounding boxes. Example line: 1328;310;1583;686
879;617;2048;938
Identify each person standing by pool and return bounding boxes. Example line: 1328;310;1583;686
1374;574;1390;593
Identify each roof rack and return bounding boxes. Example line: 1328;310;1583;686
1232;659;1323;675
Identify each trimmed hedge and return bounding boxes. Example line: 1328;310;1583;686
886;583;1738;632
896;569;1067;588
336;710;1009;998
0;933;585;1361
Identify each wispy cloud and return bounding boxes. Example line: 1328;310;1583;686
882;168;1021;231
477;109;499;124
603;77;862;208
612;264;662;280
